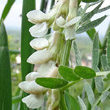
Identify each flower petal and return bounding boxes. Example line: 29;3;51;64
56;16;66;27
47;67;58;78
65;16;81;27
65;25;76;40
27;10;50;23
38;61;55;74
27;49;53;64
29;22;48;37
26;72;42;81
30;38;49;50
19;81;47;94
22;94;44;109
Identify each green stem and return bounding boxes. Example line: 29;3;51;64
59;40;72;110
60;40;72;66
60;80;82;91
60;91;68;110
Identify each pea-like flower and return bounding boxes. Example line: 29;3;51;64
26;0;61;38
19;61;58;109
55;16;81;40
27;31;63;64
27;0;69;38
53;0;80;40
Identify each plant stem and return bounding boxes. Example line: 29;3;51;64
59;0;78;109
60;91;68;110
60;40;72;66
60;80;82;91
59;40;72;110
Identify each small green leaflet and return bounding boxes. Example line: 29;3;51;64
95;76;104;93
97;5;110;14
77;15;107;34
84;82;95;105
92;33;99;72
81;2;103;23
103;73;110;81
65;92;80;110
36;77;68;89
58;65;80;81
82;0;100;3
101;55;109;71
86;28;97;40
74;66;96;79
78;96;87;110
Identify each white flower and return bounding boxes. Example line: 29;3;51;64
27;32;63;64
56;16;81;40
22;94;44;109
27;10;50;24
29;22;48;37
27;0;63;38
19;61;58;109
30;38;49;50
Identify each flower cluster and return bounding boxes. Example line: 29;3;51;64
19;0;79;109
27;0;80;40
19;61;58;108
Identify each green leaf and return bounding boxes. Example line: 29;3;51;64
84;82;95;105
92;33;99;72
82;0;100;3
74;66;96;79
36;78;68;89
20;0;35;109
103;73;110;81
73;41;82;66
0;0;15;21
101;55;109;71
97;5;110;14
100;91;109;102
77;15;107;34
58;65;80;81
78;96;87;110
107;31;110;67
86;28;97;41
81;2;103;23
0;22;12;110
65;93;80;110
95;76;103;93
